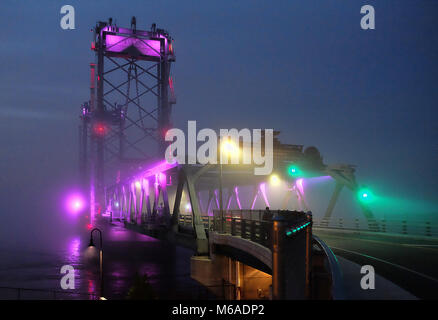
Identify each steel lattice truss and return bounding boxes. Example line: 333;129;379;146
79;20;175;207
102;57;162;164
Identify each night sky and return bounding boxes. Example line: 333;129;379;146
0;1;437;246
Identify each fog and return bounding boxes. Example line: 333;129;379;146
0;0;437;250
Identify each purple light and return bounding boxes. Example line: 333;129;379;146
227;194;232;210
251;192;258;210
235;187;242;210
105;35;161;57
66;193;85;215
139;160;178;180
296;179;304;194
214;189;220;209
259;183;270;208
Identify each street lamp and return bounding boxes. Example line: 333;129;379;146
219;139;240;232
88;228;104;299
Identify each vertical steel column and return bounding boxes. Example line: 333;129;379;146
323;182;344;225
157;41;171;156
171;170;184;232
95;25;105;212
305;213;313;299
272;219;284;299
79;122;88;186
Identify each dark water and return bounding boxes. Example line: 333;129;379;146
0;220;209;300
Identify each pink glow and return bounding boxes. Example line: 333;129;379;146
214;189;220;209
226;193;232;210
251;193;258;210
158;172;166;185
66;193;85;215
105;35;161;57
140;160;178;179
296;179;304;194
142;179;149;195
234;186;242;210
259;183;270;208
295;178;309;211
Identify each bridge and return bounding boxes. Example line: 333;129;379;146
78;19;438;300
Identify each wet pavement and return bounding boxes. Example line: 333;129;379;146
94;219;211;299
0;219;211;300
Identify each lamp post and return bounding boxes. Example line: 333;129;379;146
88;227;104;299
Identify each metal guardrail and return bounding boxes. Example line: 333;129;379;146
313;217;438;238
312;235;345;300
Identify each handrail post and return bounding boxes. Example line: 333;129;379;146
250;220;256;242
241;219;246;238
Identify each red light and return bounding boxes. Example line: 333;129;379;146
93;123;108;136
87;224;93;230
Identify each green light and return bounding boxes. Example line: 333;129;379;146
287;165;300;177
357;187;374;204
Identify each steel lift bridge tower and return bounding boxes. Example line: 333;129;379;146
79;18;176;219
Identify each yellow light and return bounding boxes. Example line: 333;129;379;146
270;174;281;186
220;139;239;156
135;181;141;189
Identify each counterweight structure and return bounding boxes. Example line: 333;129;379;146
79;18;176;218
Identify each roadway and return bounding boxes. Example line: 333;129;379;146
314;229;438;299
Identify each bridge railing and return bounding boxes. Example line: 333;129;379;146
178;214;214;231
312;235;345;300
213;210;271;247
313;217;438;238
178;210;272;247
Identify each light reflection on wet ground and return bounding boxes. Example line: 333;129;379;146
0;220;210;299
